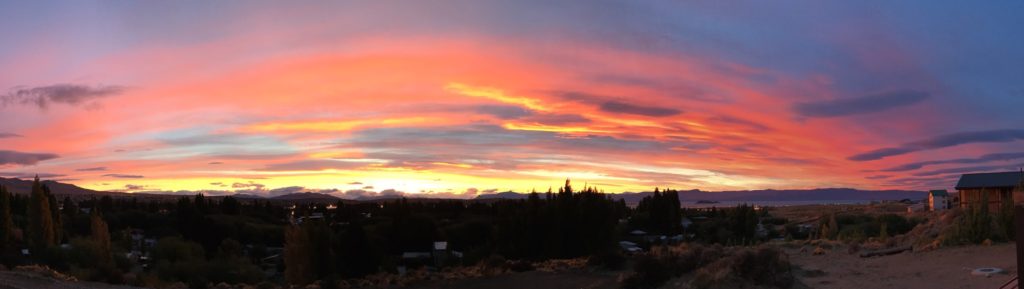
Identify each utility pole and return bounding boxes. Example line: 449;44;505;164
1015;169;1024;289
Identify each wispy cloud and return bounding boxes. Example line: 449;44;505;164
102;174;144;179
2;84;126;109
599;101;682;117
0;132;22;138
851;129;1024;161
794;90;929;118
0;172;66;179
76;166;107;172
0;150;59;165
881;152;1024;172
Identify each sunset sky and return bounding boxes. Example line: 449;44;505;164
2;1;1024;198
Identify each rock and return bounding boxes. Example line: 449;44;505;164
813;246;827;256
928;239;941;251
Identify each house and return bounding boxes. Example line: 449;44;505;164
680;217;693;230
928;190;949;211
955;171;1024;211
433;241;449;267
618;241;642;253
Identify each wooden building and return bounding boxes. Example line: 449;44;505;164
928;190;949;211
954;171;1024;211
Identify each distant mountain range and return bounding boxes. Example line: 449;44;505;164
474;188;928;204
268;192;340;202
473;191;523;200
2;177;928;204
0;177;111;195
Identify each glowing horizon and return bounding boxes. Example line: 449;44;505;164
2;2;1024;198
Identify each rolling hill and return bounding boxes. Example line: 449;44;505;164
0;177;111;196
475;188;928;204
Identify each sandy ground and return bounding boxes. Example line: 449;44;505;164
404;270;621;289
787;244;1017;289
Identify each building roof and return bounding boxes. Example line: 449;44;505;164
929;190;949;197
955;172;1024;190
433;241;447;250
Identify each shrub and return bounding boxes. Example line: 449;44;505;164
691;246;793;289
943;195;998;245
622;255;671;289
588;251;626;270
508;260;535;272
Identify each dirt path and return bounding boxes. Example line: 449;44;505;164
404;270;622;289
787;244;1016;289
0;271;146;289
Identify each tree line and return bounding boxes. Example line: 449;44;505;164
0;177;782;288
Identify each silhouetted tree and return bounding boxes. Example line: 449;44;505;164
91;210;114;270
220;196;240;215
635;188;683;235
27;176;56;248
336;221;378;277
0;185;13;245
44;185;62;243
284;219;333;285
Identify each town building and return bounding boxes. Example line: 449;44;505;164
955;171;1024;211
928;190;949;211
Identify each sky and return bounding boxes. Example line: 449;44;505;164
2;1;1024;198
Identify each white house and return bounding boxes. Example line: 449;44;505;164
928;190;949;211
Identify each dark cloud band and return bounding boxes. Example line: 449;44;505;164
600;101;681;117
881;152;1024;172
850;129;1024;161
0;150;59;165
794;90;928;118
2;84;126;109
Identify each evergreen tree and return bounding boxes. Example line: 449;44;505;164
62;196;77;217
0;185;13;245
220;196;240;215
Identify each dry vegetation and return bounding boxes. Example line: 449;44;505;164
622;243;795;289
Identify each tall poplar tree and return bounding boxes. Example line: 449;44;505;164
27;176;56;248
284;224;313;285
44;185;62;243
91;210;114;269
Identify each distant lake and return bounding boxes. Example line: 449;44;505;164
681;200;875;208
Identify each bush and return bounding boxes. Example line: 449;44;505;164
622;255;671;289
618;245;795;289
944;201;998;245
666;244;723;274
587;251;626;270
691;246;793;289
508;260;535;272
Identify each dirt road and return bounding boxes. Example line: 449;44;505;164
788;244;1016;289
0;271;145;289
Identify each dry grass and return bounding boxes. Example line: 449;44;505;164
13;265;78;282
623;244;795;289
